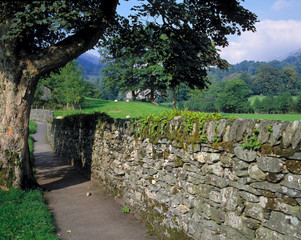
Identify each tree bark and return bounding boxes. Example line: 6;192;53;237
171;86;177;109
0;1;118;189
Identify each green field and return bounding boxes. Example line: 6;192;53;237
54;98;169;119
53;97;301;121
222;113;301;121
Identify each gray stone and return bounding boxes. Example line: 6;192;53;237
269;122;289;146
263;211;301;238
281;174;301;191
215;119;228;138
238;191;259;203
220;153;234;167
223;124;231;142
283;121;300;148
206;121;218;143
221;187;241;211
290;152;301;160
209;190;222;203
234;159;249;170
257;156;283;173
255;227;285;240
234;146;257;162
248;163;266;180
176;204;190;214
292;123;301;149
205;174;229;188
244;202;265;220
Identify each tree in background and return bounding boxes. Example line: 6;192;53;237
217;79;250;113
100;23;169;104
34;61;95;109
0;0;257;188
253;65;284;95
282;67;299;95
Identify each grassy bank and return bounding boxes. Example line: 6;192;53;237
0;121;59;240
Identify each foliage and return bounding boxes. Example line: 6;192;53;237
34;61;93;109
99;0;257;107
121;206;131;213
133;109;225;143
217;79;251;113
0;189;58;240
100;22;169;103
242;129;261;151
28;121;37;161
0;1;116;50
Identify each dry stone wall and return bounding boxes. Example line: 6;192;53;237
46;114;301;240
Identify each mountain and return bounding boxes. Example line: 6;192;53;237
210;47;301;81
77;53;105;78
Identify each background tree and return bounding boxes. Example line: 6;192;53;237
253;65;283;95
217;79;250;113
101;0;257;108
35;61;89;109
282;67;298;95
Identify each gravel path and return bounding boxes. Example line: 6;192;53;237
33;122;156;240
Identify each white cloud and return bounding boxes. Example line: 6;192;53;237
272;0;301;11
220;20;301;64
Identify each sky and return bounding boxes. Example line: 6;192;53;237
90;0;301;64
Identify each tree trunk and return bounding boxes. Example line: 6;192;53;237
0;59;38;189
132;90;137;101
0;2;117;189
149;88;159;106
171;87;177;109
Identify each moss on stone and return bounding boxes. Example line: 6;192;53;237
212;142;234;154
286;160;301;174
141;203;193;240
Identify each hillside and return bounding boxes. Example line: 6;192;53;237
210;47;301;80
77;53;105;78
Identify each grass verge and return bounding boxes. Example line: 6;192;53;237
0;189;58;240
0;121;59;240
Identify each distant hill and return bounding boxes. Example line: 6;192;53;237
77;53;105;79
210;47;301;81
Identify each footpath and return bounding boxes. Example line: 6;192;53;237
33;122;156;240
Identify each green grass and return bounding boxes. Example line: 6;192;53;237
29;121;37;160
221;113;301;121
248;95;298;105
54;98;169;119
0;189;59;240
0;121;58;240
53;97;301;122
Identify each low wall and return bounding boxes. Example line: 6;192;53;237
47;113;301;239
30;109;54;124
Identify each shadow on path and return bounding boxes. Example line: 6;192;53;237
33;122;156;240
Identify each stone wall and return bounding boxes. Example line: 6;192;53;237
48;114;301;240
30;109;54;124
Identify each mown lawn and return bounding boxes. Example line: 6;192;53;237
54;98;169;119
54;97;301;121
222;113;301;121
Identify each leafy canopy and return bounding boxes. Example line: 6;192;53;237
0;1;117;52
